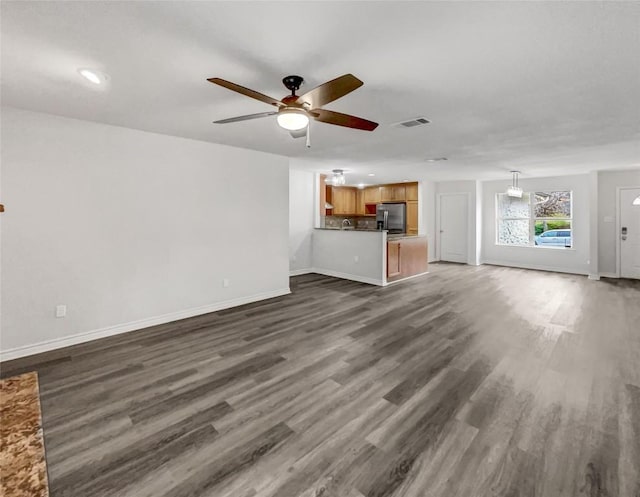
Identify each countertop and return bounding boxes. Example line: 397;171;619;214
315;227;381;232
315;228;425;240
387;234;425;240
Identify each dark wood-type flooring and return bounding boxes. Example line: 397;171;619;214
2;263;639;497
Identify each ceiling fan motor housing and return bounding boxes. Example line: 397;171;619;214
282;75;304;95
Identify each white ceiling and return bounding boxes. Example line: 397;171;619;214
2;1;639;185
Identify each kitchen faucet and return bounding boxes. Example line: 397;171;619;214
342;219;352;229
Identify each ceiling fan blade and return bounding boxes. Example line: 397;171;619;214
208;78;284;108
295;74;363;109
289;128;307;139
312;109;378;131
213;111;277;124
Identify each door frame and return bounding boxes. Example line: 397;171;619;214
436;192;470;263
616;185;640;278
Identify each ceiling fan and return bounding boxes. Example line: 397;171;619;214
207;74;378;138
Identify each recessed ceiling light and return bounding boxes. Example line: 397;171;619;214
402;179;409;182
78;68;106;85
368;173;375;177
426;157;447;162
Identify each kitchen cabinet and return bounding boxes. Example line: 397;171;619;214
364;186;381;204
405;183;418;201
331;186;356;215
387;241;401;278
406;201;418;234
381;185;406;202
387;237;428;282
356;189;365;215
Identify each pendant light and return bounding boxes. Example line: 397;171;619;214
331;169;346;186
506;170;523;198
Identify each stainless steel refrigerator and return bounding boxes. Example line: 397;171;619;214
376;203;406;233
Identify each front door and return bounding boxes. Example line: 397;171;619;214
620;188;640;279
439;193;468;263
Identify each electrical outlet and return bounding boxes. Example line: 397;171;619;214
354;255;359;263
222;279;230;288
55;305;66;318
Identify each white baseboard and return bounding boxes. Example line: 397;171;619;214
310;268;384;286
289;268;313;276
385;271;430;286
599;272;618;279
481;260;588;276
0;287;291;362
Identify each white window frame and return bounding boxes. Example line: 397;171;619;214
496;191;573;248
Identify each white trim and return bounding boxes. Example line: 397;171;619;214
289;268;313;276
310;268;384;286
482;259;588;276
436;192;471;264
616;187;621;278
0;287;291;362
616;186;640;279
599;272;618;279
385;271;430;286
588;274;601;281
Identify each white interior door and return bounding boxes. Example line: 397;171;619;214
620;188;640;279
439;193;468;263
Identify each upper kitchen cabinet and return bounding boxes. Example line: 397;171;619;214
331;186;357;215
405;183;418;201
381;185;406;202
364;186;381;204
356;189;365;215
406;201;418;234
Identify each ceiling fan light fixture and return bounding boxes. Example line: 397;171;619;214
276;108;309;131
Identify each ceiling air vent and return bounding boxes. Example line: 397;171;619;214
392;117;431;128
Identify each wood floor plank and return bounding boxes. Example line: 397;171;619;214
1;263;638;497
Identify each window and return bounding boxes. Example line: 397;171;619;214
496;191;572;248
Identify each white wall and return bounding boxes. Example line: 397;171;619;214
0;107;290;359
597;169;640;276
419;181;437;262
312;229;385;285
289;169;315;274
435;180;481;265
482;174;590;275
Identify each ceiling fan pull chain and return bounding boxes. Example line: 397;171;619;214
306;122;311;148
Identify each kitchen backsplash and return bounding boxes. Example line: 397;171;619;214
323;216;378;230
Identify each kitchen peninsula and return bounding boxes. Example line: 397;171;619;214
311;177;428;285
312;228;428;286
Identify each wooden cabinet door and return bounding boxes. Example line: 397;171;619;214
364;187;381;204
406;201;418;234
392;185;406;201
331;187;344;214
345;188;356;214
380;186;393;202
332;187;356;214
405;183;418;201
356;189;365;215
387;241;401;277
